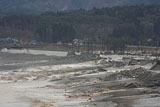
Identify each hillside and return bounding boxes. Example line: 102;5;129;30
0;0;160;14
0;5;160;47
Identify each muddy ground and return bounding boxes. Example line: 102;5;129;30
0;49;160;107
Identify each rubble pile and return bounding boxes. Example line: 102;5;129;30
104;68;146;81
104;67;160;88
138;72;160;87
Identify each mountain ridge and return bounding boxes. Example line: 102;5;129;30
0;0;160;14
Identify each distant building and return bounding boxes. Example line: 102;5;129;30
12;37;19;43
30;40;37;45
0;38;6;42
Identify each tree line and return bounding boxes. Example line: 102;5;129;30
0;5;160;47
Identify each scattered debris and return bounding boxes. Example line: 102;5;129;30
0;52;159;107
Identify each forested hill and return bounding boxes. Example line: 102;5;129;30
0;0;160;15
0;5;160;47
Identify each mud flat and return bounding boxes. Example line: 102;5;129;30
0;50;159;107
1;48;68;57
